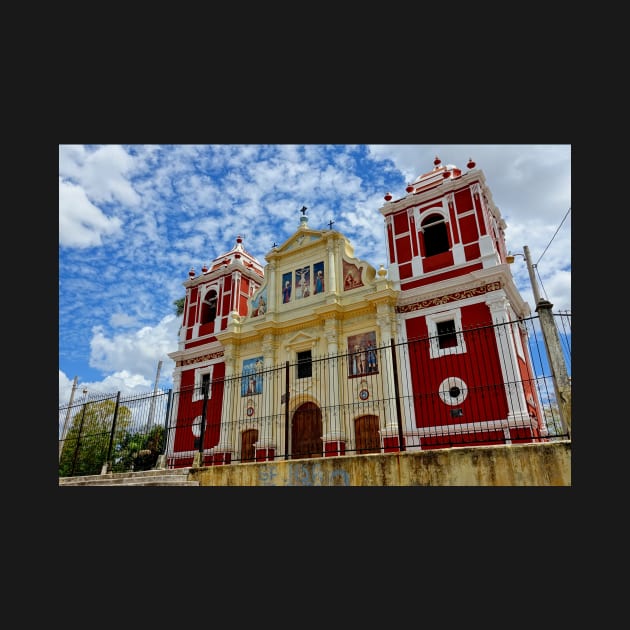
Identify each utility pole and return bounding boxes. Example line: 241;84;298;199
147;360;162;429
59;376;78;462
507;245;571;436
523;245;541;305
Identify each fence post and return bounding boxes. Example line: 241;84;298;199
194;380;210;467
284;361;290;460
102;392;121;474
70;400;89;477
156;389;173;469
536;301;571;436
390;339;406;451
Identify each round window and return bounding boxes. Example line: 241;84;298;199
438;377;468;405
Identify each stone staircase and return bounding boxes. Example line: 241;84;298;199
59;467;199;487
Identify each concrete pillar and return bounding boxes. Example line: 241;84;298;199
536;300;571;436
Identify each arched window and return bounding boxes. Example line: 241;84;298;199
201;290;218;325
421;213;449;257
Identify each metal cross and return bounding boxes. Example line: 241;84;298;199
300;206;308;216
328;219;335;229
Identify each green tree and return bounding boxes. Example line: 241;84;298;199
174;297;185;316
59;399;132;477
112;424;165;472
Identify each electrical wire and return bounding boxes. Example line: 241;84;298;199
533;206;570;301
535;206;571;267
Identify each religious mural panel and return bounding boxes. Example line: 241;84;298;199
251;287;267;317
313;261;325;294
241;356;264;396
343;260;364;290
347;331;378;378
282;272;292;303
295;266;311;299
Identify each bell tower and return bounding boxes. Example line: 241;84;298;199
166;236;264;467
380;156;544;449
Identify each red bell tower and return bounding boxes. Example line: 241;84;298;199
381;156;545;449
166;236;264;467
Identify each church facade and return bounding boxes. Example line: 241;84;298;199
165;157;544;468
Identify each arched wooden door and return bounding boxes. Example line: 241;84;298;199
291;402;322;459
241;428;258;462
355;415;381;454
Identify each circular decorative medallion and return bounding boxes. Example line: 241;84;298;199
359;389;369;401
438;377;468;405
246;406;255;417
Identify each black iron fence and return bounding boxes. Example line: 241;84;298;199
59;312;571;476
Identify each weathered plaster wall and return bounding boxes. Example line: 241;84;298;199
188;441;571;486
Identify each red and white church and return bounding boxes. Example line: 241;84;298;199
165;157;544;468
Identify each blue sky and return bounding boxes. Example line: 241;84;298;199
59;144;571;405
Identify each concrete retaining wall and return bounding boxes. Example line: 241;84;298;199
188;440;571;486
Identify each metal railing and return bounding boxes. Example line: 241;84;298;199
59;312;571;476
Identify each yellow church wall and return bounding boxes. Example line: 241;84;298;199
213;220;399;459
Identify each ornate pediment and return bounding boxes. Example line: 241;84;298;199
285;330;318;351
275;229;324;254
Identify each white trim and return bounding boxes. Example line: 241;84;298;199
426;308;467;359
192;364;214;402
438;376;469;406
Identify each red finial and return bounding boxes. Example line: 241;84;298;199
434;155;441;166
236;235;243;244
201;263;208;273
406;184;414;193
467;157;476;169
442;169;450;179
188;267;195;278
384;192;393;201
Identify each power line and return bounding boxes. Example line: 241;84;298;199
535;206;571;267
531;206;570;302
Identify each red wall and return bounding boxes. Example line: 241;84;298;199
404;303;508;435
172;361;226;455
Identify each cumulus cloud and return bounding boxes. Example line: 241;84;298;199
59;144;571;400
59;177;123;247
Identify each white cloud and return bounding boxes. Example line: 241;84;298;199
59;144;571;400
88;314;180;381
59;177;123;247
59;144;141;206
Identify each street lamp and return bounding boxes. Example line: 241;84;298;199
506;244;542;305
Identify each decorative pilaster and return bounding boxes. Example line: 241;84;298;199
217;353;238;457
377;311;403;447
487;295;530;429
267;260;277;312
326;235;337;294
322;315;345;454
256;333;278;458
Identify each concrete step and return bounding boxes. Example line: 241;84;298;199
59;468;199;487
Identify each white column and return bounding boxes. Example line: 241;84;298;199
256;333;277;451
217;352;238;455
326;236;337;294
377;311;402;444
487;295;530;429
267;260;277;313
322;316;344;444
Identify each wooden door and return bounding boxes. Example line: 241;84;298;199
241;428;258;462
355;415;381;454
291;402;322;459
